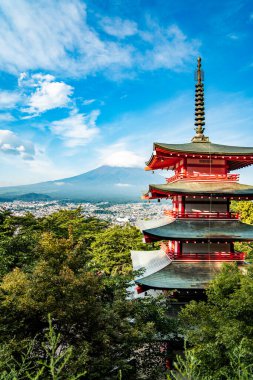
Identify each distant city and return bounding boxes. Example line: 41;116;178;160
0;200;171;226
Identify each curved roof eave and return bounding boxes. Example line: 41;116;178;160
136;261;236;289
143;219;253;241
148;181;253;197
154;141;253;155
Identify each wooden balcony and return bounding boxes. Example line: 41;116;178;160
164;210;239;219
160;243;245;261
166;173;240;183
169;253;245;261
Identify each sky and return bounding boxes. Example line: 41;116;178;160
0;0;253;186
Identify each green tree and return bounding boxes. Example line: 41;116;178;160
0;223;174;379
0;315;87;380
0;209;109;279
179;263;253;379
39;209;108;239
231;201;253;260
231;201;253;224
91;224;157;275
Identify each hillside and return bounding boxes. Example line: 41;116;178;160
0;166;164;202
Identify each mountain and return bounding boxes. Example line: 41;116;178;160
0;166;164;202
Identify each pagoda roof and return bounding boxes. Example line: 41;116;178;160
155;142;253;155
136;260;243;290
131;249;171;279
146;142;253;171
143;219;253;242
147;181;253;198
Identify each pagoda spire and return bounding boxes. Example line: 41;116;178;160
191;57;209;143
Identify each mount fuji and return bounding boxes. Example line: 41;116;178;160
0;166;165;202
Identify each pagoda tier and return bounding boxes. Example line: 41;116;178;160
143;181;253;200
131;249;244;292
134;254;244;291
145;142;253;171
142;219;253;242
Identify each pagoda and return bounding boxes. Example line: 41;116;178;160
131;57;253;298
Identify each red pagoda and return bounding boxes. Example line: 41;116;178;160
131;57;253;298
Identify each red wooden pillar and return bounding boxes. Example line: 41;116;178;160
227;198;230;213
173;195;178;213
181;196;185;215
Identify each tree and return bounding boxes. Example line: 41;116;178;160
90;224;150;275
167;339;253;380
0;209;109;280
231;201;253;260
0;212;175;379
0;315;87;380
231;201;253;224
179;263;253;379
39;209;108;240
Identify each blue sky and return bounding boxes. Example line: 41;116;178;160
1;0;253;185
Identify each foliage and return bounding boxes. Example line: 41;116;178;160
179;263;253;379
90;224;150;275
0;315;86;380
0;209;108;279
231;201;253;260
167;339;253;380
0;209;176;379
39;208;109;240
231;201;253;224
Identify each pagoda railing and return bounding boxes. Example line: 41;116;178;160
167;252;245;261
160;243;245;261
166;173;240;183
164;210;239;219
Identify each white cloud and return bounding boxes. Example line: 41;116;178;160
227;33;239;40
27;81;73;115
18;72;55;87
138;24;200;71
20;155;74;183
50;110;100;147
0;1;132;77
100;17;138;39
20;73;73;116
0;113;15;121
0;130;35;159
99;142;145;167
0;90;21;109
83;99;96;105
0;1;198;78
115;183;132;187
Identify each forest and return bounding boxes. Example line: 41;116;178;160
0;201;252;379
